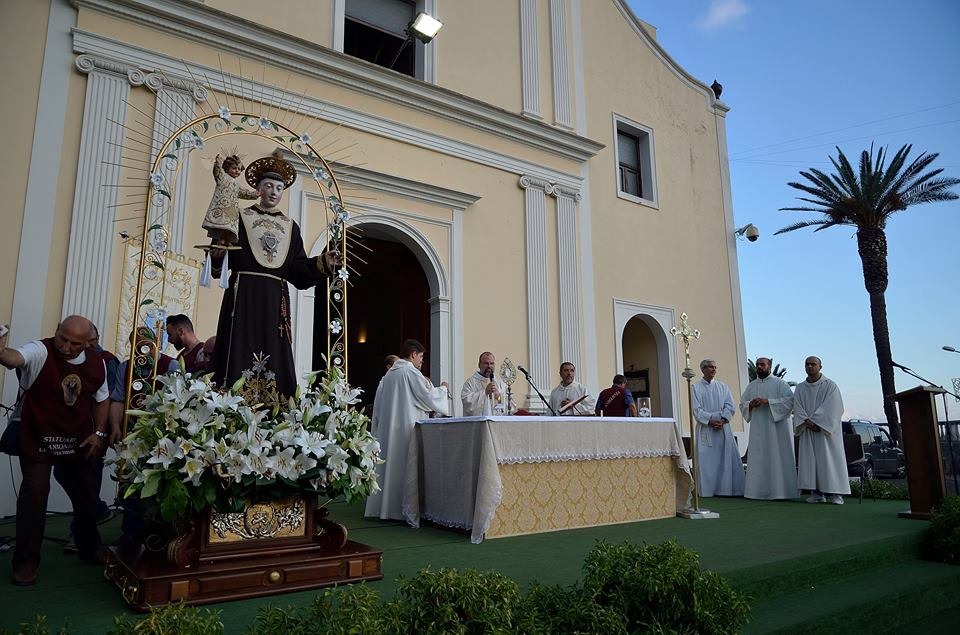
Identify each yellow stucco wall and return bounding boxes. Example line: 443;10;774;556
578;1;742;422
0;0;50;325
4;0;741;424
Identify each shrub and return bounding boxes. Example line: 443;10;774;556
108;603;223;635
521;583;627;635
850;478;909;500
581;539;750;634
385;568;524;634
246;584;386;635
0;615;69;635
925;494;960;565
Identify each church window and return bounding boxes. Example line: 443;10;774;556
614;114;657;207
344;0;418;78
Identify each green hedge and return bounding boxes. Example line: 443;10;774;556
850;478;909;500
2;540;750;635
924;494;960;565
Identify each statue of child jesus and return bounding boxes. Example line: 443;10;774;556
201;153;259;245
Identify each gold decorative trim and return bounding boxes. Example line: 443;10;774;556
208;497;306;543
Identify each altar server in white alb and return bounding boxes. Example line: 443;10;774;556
548;362;595;415
793;356;849;504
740;357;797;500
365;339;449;520
461;352;507;416
692;359;745;497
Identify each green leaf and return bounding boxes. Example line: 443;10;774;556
174;138;181;149
140;471;162;498
241;116;249;123
233;126;245;131
158;189;171;199
160;478;189;522
148;223;164;231
149;260;165;271
202;121;209;132
139;298;155;307
161;153;178;161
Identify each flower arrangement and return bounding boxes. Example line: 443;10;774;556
115;366;380;523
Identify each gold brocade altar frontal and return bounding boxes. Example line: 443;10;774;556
208;497;307;543
402;416;692;543
487;456;676;539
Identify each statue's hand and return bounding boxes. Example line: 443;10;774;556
324;249;343;271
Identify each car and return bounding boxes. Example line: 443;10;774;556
842;419;906;479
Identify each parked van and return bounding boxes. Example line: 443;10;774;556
842;419;906;478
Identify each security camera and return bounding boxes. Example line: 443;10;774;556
735;224;760;242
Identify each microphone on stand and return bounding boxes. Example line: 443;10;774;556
518;365;530;377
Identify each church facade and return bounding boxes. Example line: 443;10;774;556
1;0;747;514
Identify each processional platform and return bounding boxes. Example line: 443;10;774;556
104;498;382;611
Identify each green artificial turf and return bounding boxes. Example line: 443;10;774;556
0;496;953;634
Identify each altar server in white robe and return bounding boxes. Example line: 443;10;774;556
461;352;507;416
365;339;449;520
793;356;849;504
548;362;595;415
692;359;745;497
740;357;797;500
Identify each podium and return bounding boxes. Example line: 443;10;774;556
892;386;946;520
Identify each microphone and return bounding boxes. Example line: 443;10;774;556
518;365;530;377
891;361;911;371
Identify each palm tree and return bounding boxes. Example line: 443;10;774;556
776;143;959;444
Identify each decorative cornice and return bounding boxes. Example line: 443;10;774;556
74;53;207;102
73;29;584;189
70;0;604;162
283;150;480;211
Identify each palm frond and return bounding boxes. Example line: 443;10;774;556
780;143;958;233
773;219;834;235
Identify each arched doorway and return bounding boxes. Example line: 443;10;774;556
313;232;431;411
621;316;662;417
613;301;679;420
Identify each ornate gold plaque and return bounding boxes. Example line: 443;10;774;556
208;497;307;543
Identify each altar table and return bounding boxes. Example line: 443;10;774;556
402;416;691;543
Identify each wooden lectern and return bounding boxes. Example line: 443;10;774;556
892;385;946;520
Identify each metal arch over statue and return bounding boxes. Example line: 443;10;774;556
131;110;350;394
98;59;382;610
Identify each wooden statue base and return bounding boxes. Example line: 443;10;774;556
104;540;383;612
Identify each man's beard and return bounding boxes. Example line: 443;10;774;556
757;369;770;379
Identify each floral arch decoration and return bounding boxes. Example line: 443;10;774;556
122;94;351;420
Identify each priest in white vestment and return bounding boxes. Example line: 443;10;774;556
691;359;745;497
793;356;849;504
740;357;797;500
364;340;449;520
461;352;507;416
548;362;595;415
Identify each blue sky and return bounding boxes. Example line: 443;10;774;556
626;0;960;421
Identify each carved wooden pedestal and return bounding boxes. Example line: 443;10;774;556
104;498;383;611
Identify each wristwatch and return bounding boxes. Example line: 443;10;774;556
94;430;108;439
